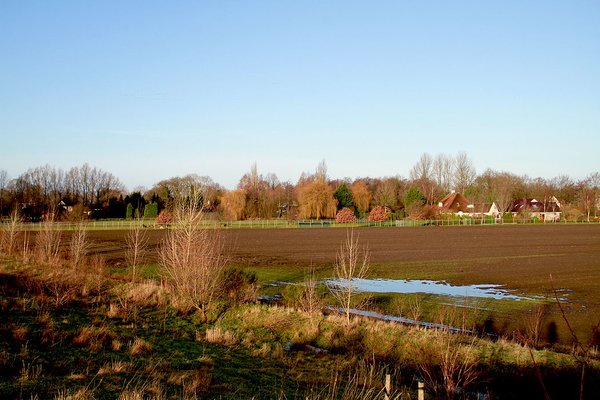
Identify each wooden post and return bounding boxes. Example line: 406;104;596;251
418;381;425;400
384;374;391;400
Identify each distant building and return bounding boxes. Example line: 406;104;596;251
507;198;562;221
437;191;471;215
468;202;502;219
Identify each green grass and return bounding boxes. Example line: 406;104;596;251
1;257;599;400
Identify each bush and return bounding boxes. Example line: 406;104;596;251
336;207;357;223
222;267;258;305
126;204;134;219
368;206;388;222
156;210;172;224
144;203;159;219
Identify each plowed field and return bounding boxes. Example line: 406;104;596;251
81;224;600;343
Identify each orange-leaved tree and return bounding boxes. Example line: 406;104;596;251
350;181;371;214
221;189;247;220
298;180;337;219
368;205;388;222
336;207;356;223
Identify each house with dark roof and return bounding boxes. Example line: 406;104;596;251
507;198;562;221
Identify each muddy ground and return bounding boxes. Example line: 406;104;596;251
83;224;600;293
77;224;600;342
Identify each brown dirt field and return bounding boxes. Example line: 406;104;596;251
65;224;600;342
82;224;600;299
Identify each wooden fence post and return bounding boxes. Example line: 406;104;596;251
418;381;425;400
384;374;391;400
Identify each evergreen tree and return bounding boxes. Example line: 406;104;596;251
404;185;426;208
126;203;134;219
334;183;353;210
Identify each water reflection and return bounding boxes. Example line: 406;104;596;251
326;278;528;300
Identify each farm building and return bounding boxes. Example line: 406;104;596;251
507;198;562;221
467;202;502;219
437;192;471;215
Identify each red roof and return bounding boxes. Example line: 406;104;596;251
438;192;470;213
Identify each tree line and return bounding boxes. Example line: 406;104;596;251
1;153;599;221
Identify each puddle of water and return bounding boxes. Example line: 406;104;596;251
325;278;530;301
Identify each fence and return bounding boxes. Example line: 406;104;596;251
7;216;599;231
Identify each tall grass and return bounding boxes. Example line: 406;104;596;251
1;207;22;256
35;212;62;266
69;223;90;271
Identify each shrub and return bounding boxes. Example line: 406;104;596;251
206;327;237;345
336;207;357;223
156;210;172;224
73;324;116;352
222;267;258;305
144;203;159;219
160;200;227;322
129;337;153;356
126;204;134;220
368;206;388;222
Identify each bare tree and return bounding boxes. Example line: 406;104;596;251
410;153;437;203
372;180;398;209
315;159;328;182
0;169;9;216
578;172;600;222
125;218;149;281
453;151;476;194
70;223;90;271
35;211;62;265
409;153;433;183
1;207;21;256
327;229;370;325
160;196;228;322
432;154;454;195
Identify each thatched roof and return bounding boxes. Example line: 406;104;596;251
438;192;470;213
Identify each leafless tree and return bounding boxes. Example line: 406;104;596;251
578;172;600;221
409;153;433;183
327;229;370;325
0;169;9;215
35;211;62;265
160;196;228;322
125;218;149;281
70;223;90;271
552;174;577;206
315;159;328;182
410;153;437;203
453;151;476;194
1;207;21;256
493;172;515;216
432;154;454;195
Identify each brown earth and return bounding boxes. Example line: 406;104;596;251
78;224;600;342
83;224;600;295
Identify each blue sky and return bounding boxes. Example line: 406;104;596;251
1;1;598;191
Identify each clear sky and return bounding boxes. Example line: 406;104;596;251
1;1;598;191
